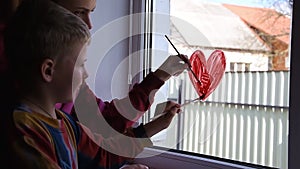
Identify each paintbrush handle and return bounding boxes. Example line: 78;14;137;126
181;98;201;107
165;35;181;55
164;35;202;85
150;98;202;121
165;35;190;66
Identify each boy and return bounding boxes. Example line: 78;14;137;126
1;0;190;138
4;0;182;168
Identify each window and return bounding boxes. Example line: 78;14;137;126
141;0;293;168
230;62;251;72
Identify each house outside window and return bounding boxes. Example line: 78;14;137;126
230;62;251;72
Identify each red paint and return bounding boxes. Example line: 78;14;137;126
188;50;226;100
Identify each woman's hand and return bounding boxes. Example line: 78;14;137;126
143;101;182;137
154;55;189;81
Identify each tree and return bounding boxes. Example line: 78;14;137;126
265;0;293;15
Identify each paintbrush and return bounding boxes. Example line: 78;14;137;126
149;36;204;121
164;35;202;85
150;98;202;121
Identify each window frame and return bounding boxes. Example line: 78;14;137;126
134;147;273;169
134;0;299;168
287;0;299;168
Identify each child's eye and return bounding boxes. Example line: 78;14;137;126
81;61;87;67
74;10;86;17
73;11;80;16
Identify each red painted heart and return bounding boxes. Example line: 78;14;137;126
188;50;226;100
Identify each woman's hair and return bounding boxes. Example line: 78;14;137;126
4;0;90;84
0;0;22;22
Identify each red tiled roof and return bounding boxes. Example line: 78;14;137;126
223;4;291;44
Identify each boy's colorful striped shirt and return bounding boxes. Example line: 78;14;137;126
11;104;152;169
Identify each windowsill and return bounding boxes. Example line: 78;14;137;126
134;147;276;169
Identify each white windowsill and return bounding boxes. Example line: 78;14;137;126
134;147;271;169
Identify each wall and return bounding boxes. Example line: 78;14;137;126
86;0;130;101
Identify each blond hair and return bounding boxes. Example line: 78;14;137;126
5;0;90;84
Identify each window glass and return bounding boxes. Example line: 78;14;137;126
145;0;292;168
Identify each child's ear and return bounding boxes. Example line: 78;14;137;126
41;58;54;82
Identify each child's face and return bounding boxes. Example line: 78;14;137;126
54;42;88;102
57;0;96;29
72;43;89;100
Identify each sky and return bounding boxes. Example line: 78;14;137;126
198;0;292;15
199;0;270;7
